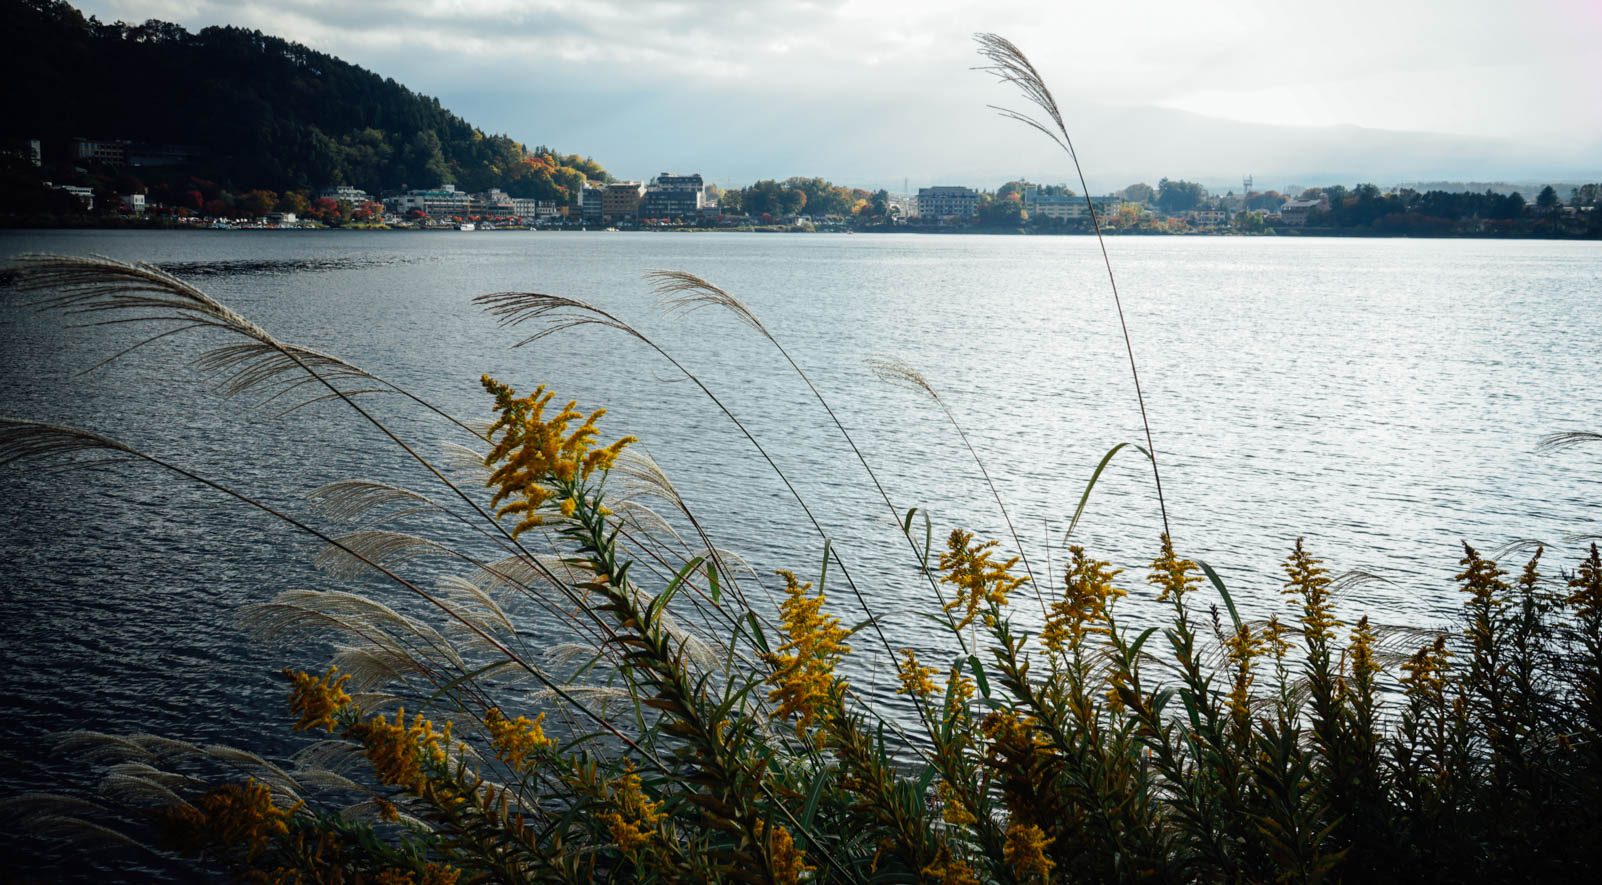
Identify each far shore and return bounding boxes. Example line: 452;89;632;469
4;218;1599;241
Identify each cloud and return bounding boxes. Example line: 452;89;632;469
72;0;1602;186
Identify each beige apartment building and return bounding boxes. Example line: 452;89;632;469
602;182;645;222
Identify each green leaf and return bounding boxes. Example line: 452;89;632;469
746;612;770;655
422;659;518;711
800;767;830;831
707;559;721;605
648;556;704;625
1129;626;1160;660
1194;557;1242;632
818;537;831;596
920;509;933;572
967;654;991;699
1064;442;1153;542
844;616;881;638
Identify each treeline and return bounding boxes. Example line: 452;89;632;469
717;177;880;219
1297;183;1598;235
1;1;607;204
1113;178;1602;237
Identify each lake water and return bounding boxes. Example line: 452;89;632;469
2;229;1598;877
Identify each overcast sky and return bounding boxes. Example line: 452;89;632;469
74;0;1602;192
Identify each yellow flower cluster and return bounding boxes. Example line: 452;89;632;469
599;763;665;855
372;864;461;885
939;529;1027;631
481;376;635;537
1148;533;1201;604
285;666;350;733
1346;615;1381;682
354;708;453;789
1456;544;1509;609
1282;538;1341;642
1104;670;1129;715
756;820;812;885
1003;822;1056;883
921;843;980;885
894;648;938;699
938;781;977;826
1042;546;1125;653
1401;635;1451;701
1262;614;1292;661
1570;544;1602;617
1222;623;1265;718
980;710;1039;753
155;779;295;861
762;569;851;738
945;668;976;709
484;708;554;769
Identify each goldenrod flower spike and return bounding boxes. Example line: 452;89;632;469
1222;623;1266;718
480;376;635;536
1148;533;1201;605
761;569;851;738
285;666;351;732
1569;543;1602;617
1042;545;1125;653
939;529;1027;631
1282;537;1340;641
599;762;665;855
484;707;554;769
154;779;295;862
1400;635;1451;701
894;648;938;698
1003;822;1056;883
1347;616;1381;682
354;708;453;789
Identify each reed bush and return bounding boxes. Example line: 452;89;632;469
3;34;1600;885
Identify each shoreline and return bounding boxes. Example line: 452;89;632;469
3;219;1598;241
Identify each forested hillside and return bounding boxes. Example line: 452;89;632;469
0;0;607;203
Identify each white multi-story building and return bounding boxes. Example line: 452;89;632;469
56;184;94;210
1024;187;1121;221
386;184;471;217
916;186;979;220
320;186;371;205
508;197;558;220
641;172;708;220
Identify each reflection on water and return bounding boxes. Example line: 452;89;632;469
1;229;1598;879
158;252;431;277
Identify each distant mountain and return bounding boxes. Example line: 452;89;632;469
0;0;607;202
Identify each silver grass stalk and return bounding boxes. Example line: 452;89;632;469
307;479;443;527
975;33;1173;539
8;254;478;434
313;529;452;580
646;271;962;660
1538;430;1602;451
869;357;1049;616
